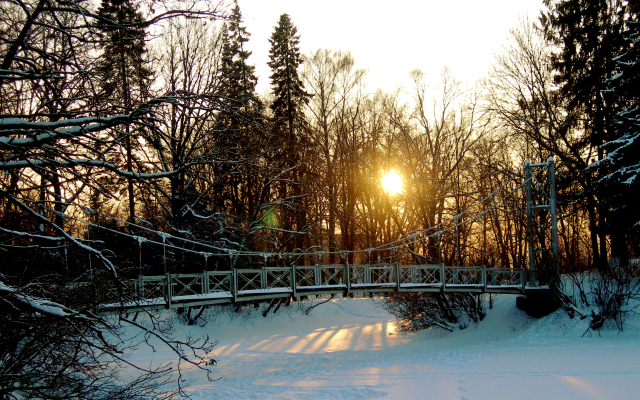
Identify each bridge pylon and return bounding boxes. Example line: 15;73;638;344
524;157;560;286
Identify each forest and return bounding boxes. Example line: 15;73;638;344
0;0;639;398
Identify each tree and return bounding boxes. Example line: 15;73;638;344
593;17;640;247
146;17;224;228
302;49;366;262
0;1;224;397
215;0;268;230
541;0;639;265
267;14;311;253
96;0;153;225
485;16;609;271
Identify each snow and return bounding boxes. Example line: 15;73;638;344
121;294;640;399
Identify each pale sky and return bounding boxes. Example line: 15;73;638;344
236;0;546;95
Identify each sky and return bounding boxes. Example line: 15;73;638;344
236;0;546;95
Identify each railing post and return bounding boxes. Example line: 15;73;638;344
345;263;351;294
440;264;446;292
291;265;297;300
232;269;238;302
395;263;400;293
165;273;172;309
521;268;526;293
315;265;321;286
261;268;267;290
482;265;487;292
202;271;209;295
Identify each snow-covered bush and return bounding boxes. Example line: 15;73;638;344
382;292;485;332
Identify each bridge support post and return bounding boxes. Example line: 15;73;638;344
291;265;297;301
202;271;209;295
440;263;446;292
395;263;400;293
165;273;172;309
524;157;560;283
232;269;238;303
482;266;487;292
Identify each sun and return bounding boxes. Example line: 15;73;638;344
381;169;403;195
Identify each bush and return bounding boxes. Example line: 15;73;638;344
383;292;485;332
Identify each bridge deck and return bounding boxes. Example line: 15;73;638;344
101;264;548;312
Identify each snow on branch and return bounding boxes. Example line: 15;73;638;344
0;158;197;179
0;114;130;149
0;280;96;321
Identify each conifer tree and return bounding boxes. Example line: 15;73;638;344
595;18;640;242
219;1;261;115
541;0;632;153
541;0;638;265
96;0;152;224
268;14;311;144
267;13;312;251
215;1;265;223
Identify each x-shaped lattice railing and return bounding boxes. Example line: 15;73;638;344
370;266;394;284
173;275;202;297
266;269;290;289
350;266;366;284
135;277;165;299
206;272;232;292
237;270;262;291
446;267;482;285
320;266;344;285
295;267;316;287
487;269;521;286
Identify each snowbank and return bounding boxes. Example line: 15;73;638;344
122;294;640;399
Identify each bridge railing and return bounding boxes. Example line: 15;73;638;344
100;265;548;311
294;265;346;288
398;264;442;288
486;268;522;288
349;264;396;288
234;268;292;294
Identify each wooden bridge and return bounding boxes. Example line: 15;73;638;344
101;264;549;312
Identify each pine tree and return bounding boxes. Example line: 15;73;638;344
541;0;631;153
217;0;262;162
268;14;311;143
596;18;640;240
215;1;265;224
267;13;312;251
219;1;261;115
541;0;638;265
96;0;152;224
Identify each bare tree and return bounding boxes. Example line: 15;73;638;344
0;1;225;397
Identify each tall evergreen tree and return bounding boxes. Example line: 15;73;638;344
215;1;266;225
219;1;261;115
595;17;640;257
97;0;152;224
268;14;311;142
267;13;311;252
541;0;638;265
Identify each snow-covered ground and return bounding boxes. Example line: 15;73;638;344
124;294;640;399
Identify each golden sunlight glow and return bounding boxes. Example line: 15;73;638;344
381;169;403;195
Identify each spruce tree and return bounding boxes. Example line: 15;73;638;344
96;0;152;224
268;14;311;143
541;0;638;265
219;1;261;115
596;18;640;243
267;14;311;251
215;1;264;223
